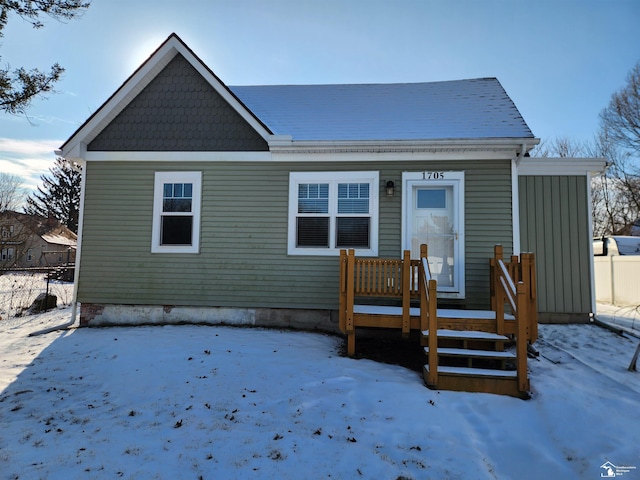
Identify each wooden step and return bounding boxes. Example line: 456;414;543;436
427;365;517;378
421;329;509;342
423;347;515;360
423;365;527;398
353;304;514;321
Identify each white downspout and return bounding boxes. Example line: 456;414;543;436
30;157;87;336
586;171;598;316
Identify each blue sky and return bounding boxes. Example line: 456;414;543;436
1;0;639;192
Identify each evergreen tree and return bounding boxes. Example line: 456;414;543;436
25;157;81;233
1;0;90;114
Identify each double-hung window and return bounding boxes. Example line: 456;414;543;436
288;171;379;255
152;171;202;253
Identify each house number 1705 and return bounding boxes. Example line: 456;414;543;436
425;172;445;180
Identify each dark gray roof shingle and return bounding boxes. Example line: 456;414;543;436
231;78;534;141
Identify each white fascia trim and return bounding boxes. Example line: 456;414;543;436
518;157;607;176
81;147;525;163
269;138;539;161
271;150;516;162
84;151;272;162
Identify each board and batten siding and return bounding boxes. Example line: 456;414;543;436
518;175;591;321
78;159;513;312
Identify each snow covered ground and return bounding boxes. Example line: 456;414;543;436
1;307;639;479
597;303;640;334
0;273;74;320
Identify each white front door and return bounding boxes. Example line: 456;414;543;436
402;172;465;297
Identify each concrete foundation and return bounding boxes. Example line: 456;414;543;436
79;303;340;333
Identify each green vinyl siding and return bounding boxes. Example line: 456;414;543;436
519;175;591;315
78;159;513;311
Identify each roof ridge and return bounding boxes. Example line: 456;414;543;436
230;77;499;88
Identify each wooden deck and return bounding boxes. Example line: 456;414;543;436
339;244;537;398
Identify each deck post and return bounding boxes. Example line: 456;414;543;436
401;250;411;338
419;244;429;332
427;278;438;387
516;282;530;392
339;250;347;334
490;245;503;311
521;252;538;343
493;246;505;335
346;249;356;356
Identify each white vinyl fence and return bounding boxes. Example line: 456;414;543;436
594;256;640;307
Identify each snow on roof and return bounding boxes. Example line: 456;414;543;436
230;78;534;141
41;233;77;247
610;236;640;255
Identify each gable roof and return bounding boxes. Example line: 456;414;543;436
60;33;536;157
87;54;269;152
60;33;273;158
0;211;77;247
231;79;534;142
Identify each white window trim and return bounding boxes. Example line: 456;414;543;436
288;171;379;256
152;171;202;254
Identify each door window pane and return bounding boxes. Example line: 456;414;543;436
417;189;446;209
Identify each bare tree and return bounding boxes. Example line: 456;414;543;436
598;61;640;234
0;172;23;212
530;135;635;236
600;61;640;156
531;136;587;158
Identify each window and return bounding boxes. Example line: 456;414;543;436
288;172;379;255
152;171;202;253
1;225;13;238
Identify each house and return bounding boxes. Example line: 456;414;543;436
0;211;77;268
59;33;605;330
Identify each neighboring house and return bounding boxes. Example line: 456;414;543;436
59;33;605;328
0;211;77;268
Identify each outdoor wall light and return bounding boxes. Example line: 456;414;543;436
385;180;395;197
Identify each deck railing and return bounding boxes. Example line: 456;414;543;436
339;249;421;344
490;245;538;342
492;246;532;392
419;244;439;387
